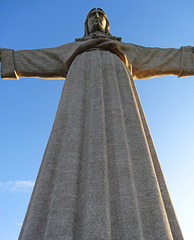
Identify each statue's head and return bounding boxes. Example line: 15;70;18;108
84;8;111;36
75;8;121;41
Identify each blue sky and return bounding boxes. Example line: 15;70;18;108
0;0;194;239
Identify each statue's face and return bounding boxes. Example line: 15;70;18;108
87;9;107;34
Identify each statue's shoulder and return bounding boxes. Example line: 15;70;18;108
53;41;78;50
123;42;143;48
46;41;81;56
122;42;152;54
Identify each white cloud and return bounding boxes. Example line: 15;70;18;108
13;222;23;226
0;180;35;192
15;180;35;188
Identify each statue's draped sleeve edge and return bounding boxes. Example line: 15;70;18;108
179;46;194;77
1;49;18;79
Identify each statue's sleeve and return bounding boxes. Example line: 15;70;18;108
124;44;194;80
0;43;76;79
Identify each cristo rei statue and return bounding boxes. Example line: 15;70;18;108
0;8;193;240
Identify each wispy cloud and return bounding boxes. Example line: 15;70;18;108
13;222;23;226
0;180;35;192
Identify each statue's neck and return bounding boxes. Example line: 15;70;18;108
75;31;122;42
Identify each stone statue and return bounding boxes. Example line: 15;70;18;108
1;8;193;240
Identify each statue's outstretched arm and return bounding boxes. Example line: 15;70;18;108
124;43;194;80
0;43;75;80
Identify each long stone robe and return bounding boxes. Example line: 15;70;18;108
1;39;194;240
